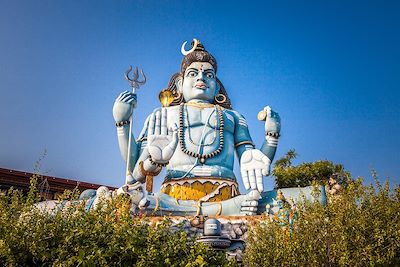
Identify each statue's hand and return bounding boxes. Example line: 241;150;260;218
241;190;261;215
117;183;148;209
240;149;271;192
112;91;137;123
147;108;178;164
263;106;281;134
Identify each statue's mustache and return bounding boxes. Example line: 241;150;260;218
194;81;207;89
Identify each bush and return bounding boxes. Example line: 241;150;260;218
0;177;234;266
273;149;350;188
243;177;400;266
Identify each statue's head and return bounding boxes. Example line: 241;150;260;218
162;39;232;109
276;190;288;209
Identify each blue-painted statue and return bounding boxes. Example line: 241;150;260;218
107;39;326;216
35;39;326;216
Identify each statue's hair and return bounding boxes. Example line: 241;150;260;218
162;41;232;109
180;50;217;74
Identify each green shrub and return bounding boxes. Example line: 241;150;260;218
0;177;233;267
273;149;350;188
244;177;400;266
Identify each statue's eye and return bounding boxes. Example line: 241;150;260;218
206;73;214;79
188;71;197;77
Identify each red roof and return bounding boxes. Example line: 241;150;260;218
0;167;116;194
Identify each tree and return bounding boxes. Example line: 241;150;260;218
272;149;350;188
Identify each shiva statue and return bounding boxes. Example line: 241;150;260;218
108;39;326;216
35;39;326;216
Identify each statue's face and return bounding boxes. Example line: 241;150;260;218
179;62;219;103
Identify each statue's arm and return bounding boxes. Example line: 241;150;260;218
116;115;151;172
233;109;279;192
131;148;162;183
113;91;152;175
260;140;277;162
231;111;255;159
259;106;281;162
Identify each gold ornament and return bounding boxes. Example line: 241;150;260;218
214;93;227;104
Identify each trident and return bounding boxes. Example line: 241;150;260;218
124;66;146;185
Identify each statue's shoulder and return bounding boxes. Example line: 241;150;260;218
224;109;245;120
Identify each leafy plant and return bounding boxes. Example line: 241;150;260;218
0;182;234;266
273;149;350;188
244;177;400;266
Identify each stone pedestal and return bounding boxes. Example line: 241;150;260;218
147;216;266;263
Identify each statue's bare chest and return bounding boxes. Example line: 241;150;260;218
166;106;235;134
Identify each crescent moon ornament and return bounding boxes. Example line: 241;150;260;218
181;38;199;56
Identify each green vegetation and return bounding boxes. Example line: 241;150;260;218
0;178;233;267
1;154;399;266
244;177;400;266
273;149;350;188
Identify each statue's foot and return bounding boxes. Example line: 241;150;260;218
240;190;261;216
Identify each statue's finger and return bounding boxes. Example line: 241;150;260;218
168;124;178;148
162;147;174;160
168;123;178;138
255;169;264;192
121;92;134;102
241;200;258;207
241;207;258;212
264;106;272;116
121;90;133;98
262;168;268;176
148;146;162;160
116;91;127;101
161;108;168;135
126;98;136;104
246;189;261;201
261;155;271;166
241;170;250;190
124;95;135;103
155;110;161;135
148;112;155;136
240;211;256;216
249;170;257;190
163;125;178;159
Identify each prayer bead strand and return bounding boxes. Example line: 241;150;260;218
179;103;224;164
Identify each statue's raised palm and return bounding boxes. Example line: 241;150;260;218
147;108;178;164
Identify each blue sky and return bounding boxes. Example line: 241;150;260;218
0;0;399;191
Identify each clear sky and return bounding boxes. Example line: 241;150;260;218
0;0;399;191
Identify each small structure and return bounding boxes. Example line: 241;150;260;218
0;167;115;200
197;218;231;250
196;218;246;263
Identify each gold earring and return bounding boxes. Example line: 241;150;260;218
214;93;226;104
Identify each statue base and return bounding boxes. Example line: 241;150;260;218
147;216;266;263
